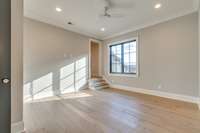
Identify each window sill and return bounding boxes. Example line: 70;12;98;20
108;73;138;78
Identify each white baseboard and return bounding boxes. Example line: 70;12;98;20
11;121;24;133
102;76;199;105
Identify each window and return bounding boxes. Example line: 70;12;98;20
109;39;138;76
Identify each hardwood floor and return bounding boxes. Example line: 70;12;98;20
24;88;200;133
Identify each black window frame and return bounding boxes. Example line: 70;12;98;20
109;40;137;75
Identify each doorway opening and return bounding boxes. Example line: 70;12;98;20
89;40;102;79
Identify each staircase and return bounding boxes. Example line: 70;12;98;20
89;77;109;90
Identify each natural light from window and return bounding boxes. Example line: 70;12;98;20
24;56;88;102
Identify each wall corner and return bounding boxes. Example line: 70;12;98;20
198;0;200;110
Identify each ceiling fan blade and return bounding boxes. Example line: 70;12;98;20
98;14;124;19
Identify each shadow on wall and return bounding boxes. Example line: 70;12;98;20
24;56;88;102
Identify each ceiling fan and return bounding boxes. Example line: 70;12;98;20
100;6;122;18
98;0;134;19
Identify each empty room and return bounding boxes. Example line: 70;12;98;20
1;0;200;133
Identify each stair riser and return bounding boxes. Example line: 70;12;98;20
89;78;109;90
89;84;109;87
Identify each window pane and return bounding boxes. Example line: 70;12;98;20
111;46;116;54
124;53;129;64
116;45;121;54
124;43;130;53
110;45;122;73
124;64;130;73
112;54;121;63
130;52;136;63
123;41;137;74
116;64;122;73
130;41;136;52
110;40;137;74
111;63;122;73
130;62;136;73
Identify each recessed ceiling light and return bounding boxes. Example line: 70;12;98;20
154;3;162;9
101;28;105;32
56;7;62;12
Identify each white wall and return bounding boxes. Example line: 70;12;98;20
103;12;198;97
23;18;92;100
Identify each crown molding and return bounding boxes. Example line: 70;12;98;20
103;9;198;40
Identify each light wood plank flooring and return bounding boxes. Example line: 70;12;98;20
24;88;200;133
